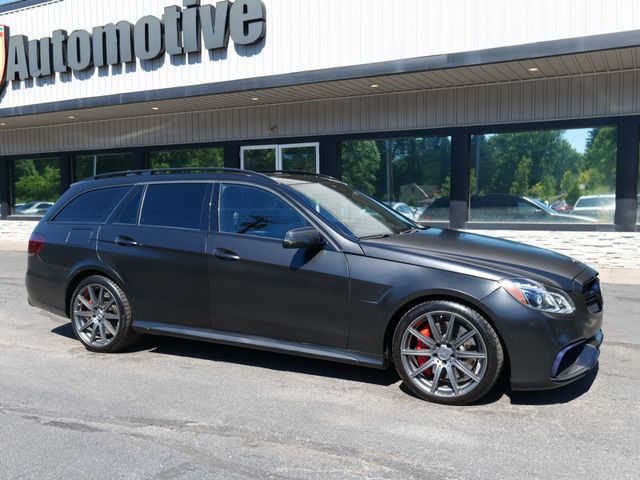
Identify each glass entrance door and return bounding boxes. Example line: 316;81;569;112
241;143;319;173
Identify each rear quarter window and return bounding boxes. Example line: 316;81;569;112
53;186;131;224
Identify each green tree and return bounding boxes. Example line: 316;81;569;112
340;141;381;195
477;131;581;195
509;157;532;196
13;159;61;204
583;127;616;191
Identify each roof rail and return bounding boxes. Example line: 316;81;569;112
82;167;278;183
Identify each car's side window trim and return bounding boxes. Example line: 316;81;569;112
215;181;340;250
106;184;145;226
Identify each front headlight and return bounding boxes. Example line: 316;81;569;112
499;278;576;314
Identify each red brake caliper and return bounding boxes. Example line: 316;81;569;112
415;327;432;375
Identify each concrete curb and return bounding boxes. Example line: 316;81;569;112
1;241;638;284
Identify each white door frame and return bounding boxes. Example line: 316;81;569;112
240;142;320;173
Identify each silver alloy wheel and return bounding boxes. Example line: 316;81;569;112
399;311;488;398
72;284;121;348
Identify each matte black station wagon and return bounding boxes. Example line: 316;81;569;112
26;168;603;405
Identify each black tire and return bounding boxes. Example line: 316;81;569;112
392;300;504;405
69;275;139;353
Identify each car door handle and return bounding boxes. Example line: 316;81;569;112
115;236;140;247
213;248;240;262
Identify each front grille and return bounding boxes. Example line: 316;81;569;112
583;277;603;313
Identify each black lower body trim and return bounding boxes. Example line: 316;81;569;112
132;320;386;369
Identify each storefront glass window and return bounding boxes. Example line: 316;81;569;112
340;137;451;224
469;127;617;224
11;157;61;217
73;153;134;182
149;148;223;170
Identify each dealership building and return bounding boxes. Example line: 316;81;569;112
0;0;638;264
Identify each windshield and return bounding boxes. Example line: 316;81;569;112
289;181;416;238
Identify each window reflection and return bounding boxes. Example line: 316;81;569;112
468;128;617;223
73;153;133;182
11;157;60;217
340;137;451;224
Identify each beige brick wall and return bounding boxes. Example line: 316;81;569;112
468;230;639;269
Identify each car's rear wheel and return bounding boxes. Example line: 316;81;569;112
392;300;504;405
70;275;139;353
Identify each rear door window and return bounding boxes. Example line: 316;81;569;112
140;183;208;230
53;186;130;224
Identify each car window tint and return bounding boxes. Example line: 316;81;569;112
219;184;308;240
140;183;207;229
111;186;143;224
54;186;130;223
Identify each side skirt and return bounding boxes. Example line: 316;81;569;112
132;320;386;369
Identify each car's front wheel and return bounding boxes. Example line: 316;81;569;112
392;300;504;405
70;275;139;353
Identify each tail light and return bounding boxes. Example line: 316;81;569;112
28;233;46;257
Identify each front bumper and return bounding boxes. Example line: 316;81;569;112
481;285;603;391
551;330;603;383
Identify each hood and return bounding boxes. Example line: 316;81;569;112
360;228;592;291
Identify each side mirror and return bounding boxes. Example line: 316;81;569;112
283;226;326;249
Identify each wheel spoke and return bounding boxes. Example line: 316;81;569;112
90;325;98;343
430;364;444;393
446;364;460;395
453;359;480;383
104;313;119;321
99;322;107;343
77;295;93;310
443;314;456;342
452;329;476;349
87;286;98;305
426;314;442;343
455;351;486;360
408;328;436;348
102;298;115;312
73;310;93;318
103;320;117;336
98;287;105;307
78;319;94;333
410;358;436;378
401;349;433;357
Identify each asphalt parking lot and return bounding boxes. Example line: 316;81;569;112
0;249;639;480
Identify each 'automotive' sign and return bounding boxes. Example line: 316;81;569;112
0;0;266;95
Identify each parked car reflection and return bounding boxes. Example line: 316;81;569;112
13;201;54;216
570;194;615;223
419;194;596;223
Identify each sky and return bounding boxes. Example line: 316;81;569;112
562;128;590;153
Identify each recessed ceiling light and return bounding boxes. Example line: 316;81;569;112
151;106;160;110
0;123;6;126
251;97;259;101
68;116;75;119
528;67;539;72
370;84;379;88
